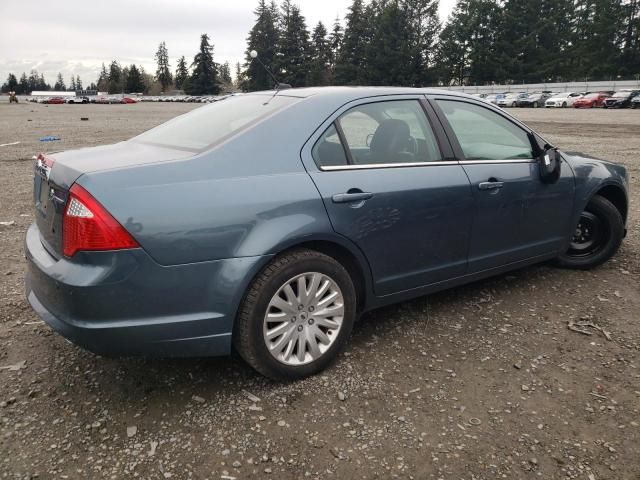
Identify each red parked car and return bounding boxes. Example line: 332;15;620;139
46;97;66;104
120;97;138;104
573;92;610;108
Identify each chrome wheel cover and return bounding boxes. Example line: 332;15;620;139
263;272;344;366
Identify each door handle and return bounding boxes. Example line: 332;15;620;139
332;191;373;204
478;181;504;191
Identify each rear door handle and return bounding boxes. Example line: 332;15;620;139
332;192;373;203
478;181;504;191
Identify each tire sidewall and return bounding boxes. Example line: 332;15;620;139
239;252;356;380
557;196;624;269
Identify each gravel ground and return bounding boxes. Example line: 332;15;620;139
0;102;639;480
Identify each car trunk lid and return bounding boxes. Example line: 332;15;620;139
33;141;194;258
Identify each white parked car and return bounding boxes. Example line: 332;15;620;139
545;92;583;108
497;92;528;108
66;96;89;104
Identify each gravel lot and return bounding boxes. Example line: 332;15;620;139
1;102;639;480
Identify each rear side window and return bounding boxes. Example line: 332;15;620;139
312;99;442;168
312;124;348;167
134;95;299;151
436;100;533;161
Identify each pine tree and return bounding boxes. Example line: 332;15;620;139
308;21;332;86
76;75;83;91
69;76;76;91
175;55;189;89
235;62;244;89
108;61;122;93
402;0;441;85
275;0;310;87
18;72;28;94
54;72;66;91
620;0;640;74
328;17;343;70
365;0;414;85
188;33;219;95
244;0;280;91
2;73;18;93
97;63;109;91
219;61;233;84
155;41;173;92
125;64;145;93
334;0;369;85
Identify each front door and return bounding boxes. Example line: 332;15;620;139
430;97;575;272
302;98;474;296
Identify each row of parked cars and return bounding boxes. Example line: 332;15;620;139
138;95;221;103
475;90;640;109
26;96;139;104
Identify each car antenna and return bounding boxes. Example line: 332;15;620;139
250;50;291;104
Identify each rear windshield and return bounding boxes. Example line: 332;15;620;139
133;94;299;151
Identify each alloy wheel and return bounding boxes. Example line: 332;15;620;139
263;272;344;366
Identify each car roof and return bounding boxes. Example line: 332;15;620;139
244;86;478;102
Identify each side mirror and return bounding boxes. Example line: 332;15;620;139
528;132;560;184
538;146;561;184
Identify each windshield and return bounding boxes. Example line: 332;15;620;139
134;94;300;151
613;91;631;98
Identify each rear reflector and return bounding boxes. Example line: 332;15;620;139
63;184;139;257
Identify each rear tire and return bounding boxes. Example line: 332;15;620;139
562;102;567;108
234;249;356;380
556;195;624;270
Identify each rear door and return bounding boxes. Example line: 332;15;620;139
429;96;575;272
301;96;474;297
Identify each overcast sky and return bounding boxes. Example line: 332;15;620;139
0;0;456;86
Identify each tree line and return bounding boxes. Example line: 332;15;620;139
241;0;640;90
3;0;639;95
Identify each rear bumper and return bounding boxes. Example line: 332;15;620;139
25;222;270;357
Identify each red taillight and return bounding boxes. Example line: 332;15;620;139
63;184;139;257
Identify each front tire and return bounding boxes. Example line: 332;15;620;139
556;195;624;270
234;249;356;380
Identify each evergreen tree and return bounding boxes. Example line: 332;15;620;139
328;17;343;69
620;0;640;74
308;21;332;86
18;72;28;94
175;55;189;89
244;0;280;91
97;63;109;91
235;62;245;89
275;0;310;87
76;75;83;91
108;60;122;93
155;41;173;91
69;76;76;91
188;33;220;95
1;73;18;93
54;72;66;91
125;64;145;93
365;0;414;85
334;0;369;85
219;61;233;84
402;0;441;85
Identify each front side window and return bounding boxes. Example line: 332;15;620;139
336;100;442;166
436;100;533;161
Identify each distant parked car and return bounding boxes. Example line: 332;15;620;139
66;96;89;104
498;93;527;108
572;92;610;108
120;97;138;104
46;97;66;104
484;93;504;105
516;92;552;108
545;92;583;108
603;90;640;109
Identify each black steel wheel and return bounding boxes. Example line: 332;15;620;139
556;195;624;270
